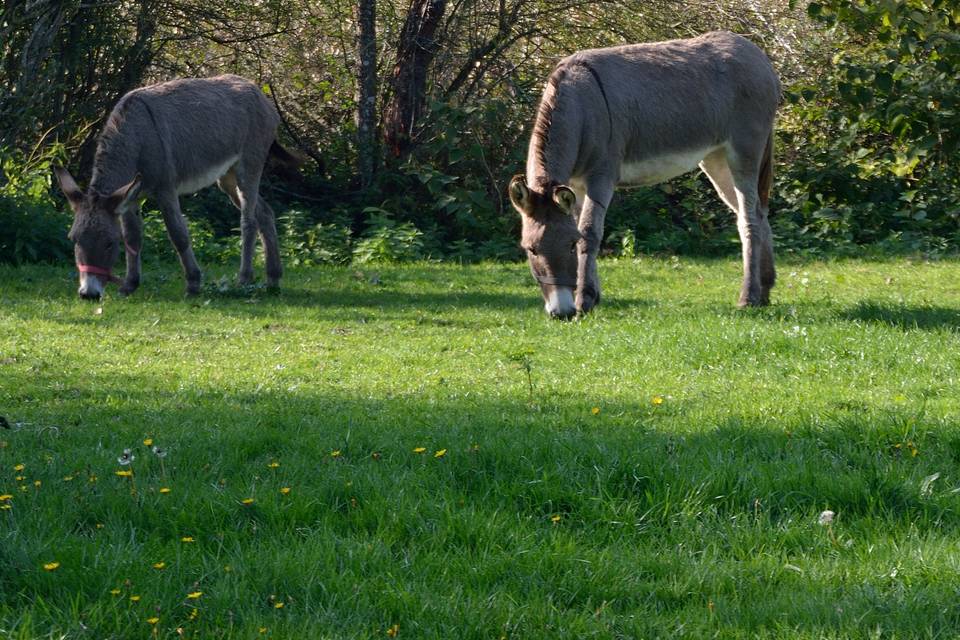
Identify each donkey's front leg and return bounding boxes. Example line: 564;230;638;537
576;184;613;314
156;192;202;295
119;205;143;296
733;186;768;307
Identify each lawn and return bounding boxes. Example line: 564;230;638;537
2;256;960;639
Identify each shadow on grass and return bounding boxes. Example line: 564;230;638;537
841;300;960;332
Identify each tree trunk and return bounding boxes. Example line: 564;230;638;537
356;0;377;187
383;0;445;159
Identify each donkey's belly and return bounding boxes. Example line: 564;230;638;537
618;146;719;187
176;155;239;196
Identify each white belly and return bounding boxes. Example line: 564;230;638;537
176;155;239;195
618;146;719;186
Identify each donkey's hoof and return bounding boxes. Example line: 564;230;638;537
238;272;254;286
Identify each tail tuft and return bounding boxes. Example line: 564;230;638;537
758;131;774;210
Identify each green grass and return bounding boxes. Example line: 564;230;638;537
2;256;960;639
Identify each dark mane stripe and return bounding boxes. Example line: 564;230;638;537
529;63;569;189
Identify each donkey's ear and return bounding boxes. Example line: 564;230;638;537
508;174;531;213
552;185;577;215
53;166;84;211
104;174;142;214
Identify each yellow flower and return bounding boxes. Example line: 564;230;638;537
115;470;133;477
110;589;121;596
63;475;74;482
267;461;280;469
152;561;166;570
130;595;141;602
13;464;24;472
591;406;600;415
187;591;202;599
33;480;41;487
242;498;255;505
551;515;561;523
413;447;426;454
274;601;284;609
434;449;447;458
146;617;159;625
143;438;153;447
189;608;198;620
331;450;342;458
159;487;171;494
95;523;104;529
15;476;24;481
652;395;664;405
279;487;291;495
181;536;194;543
224;565;232;572
387;624;400;637
259;628;268;635
89;475;97;483
0;494;12;501
0;504;11;511
43;561;60;571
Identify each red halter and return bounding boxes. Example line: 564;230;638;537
76;241;138;285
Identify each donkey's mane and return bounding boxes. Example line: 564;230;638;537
529;63;570;190
91;93;140;196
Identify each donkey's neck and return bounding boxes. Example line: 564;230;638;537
90;98;143;196
525;69;579;192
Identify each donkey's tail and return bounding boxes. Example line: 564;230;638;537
269;140;305;169
758;130;774;210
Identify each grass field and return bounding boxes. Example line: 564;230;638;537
2;256;960;639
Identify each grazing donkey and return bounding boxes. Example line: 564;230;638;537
509;31;780;318
54;75;300;299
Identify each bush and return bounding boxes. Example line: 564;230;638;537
352;208;425;264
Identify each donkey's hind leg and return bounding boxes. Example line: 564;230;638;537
714;148;774;307
253;196;282;288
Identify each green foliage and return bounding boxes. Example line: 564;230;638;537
773;0;960;252
280;208;353;266
351;207;425;264
0;147;71;265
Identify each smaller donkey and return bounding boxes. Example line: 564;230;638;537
509;31;780;318
55;74;301;299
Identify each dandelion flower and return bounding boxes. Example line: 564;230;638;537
118;449;135;466
110;588;121;596
551;515;561;523
189;608;198;620
146;617;159;625
159;487;171;494
274;602;284;609
181;536;194;543
143;438;153;447
434;449;447;459
88;475;98;483
115;470;133;477
43;561;60;571
259;628;268;635
331;450;342;458
187;591;202;599
63;475;74;482
591;407;600;415
95;523;104;529
387;624;400;637
33;480;41;487
152;561;166;570
242;498;255;505
15;475;23;481
652;396;664;405
818;510;835;526
13;464;24;472
371;451;382;460
267;461;280;469
0;504;11;510
0;494;12;501
280;487;291;495
130;595;141;602
413;447;426;454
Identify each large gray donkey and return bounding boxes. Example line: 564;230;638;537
55;75;300;299
509;31;780;318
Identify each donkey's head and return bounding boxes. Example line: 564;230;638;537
508;175;582;319
54;167;141;300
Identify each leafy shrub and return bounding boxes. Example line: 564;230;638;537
0;147;72;265
280;207;352;266
352;207;425;264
